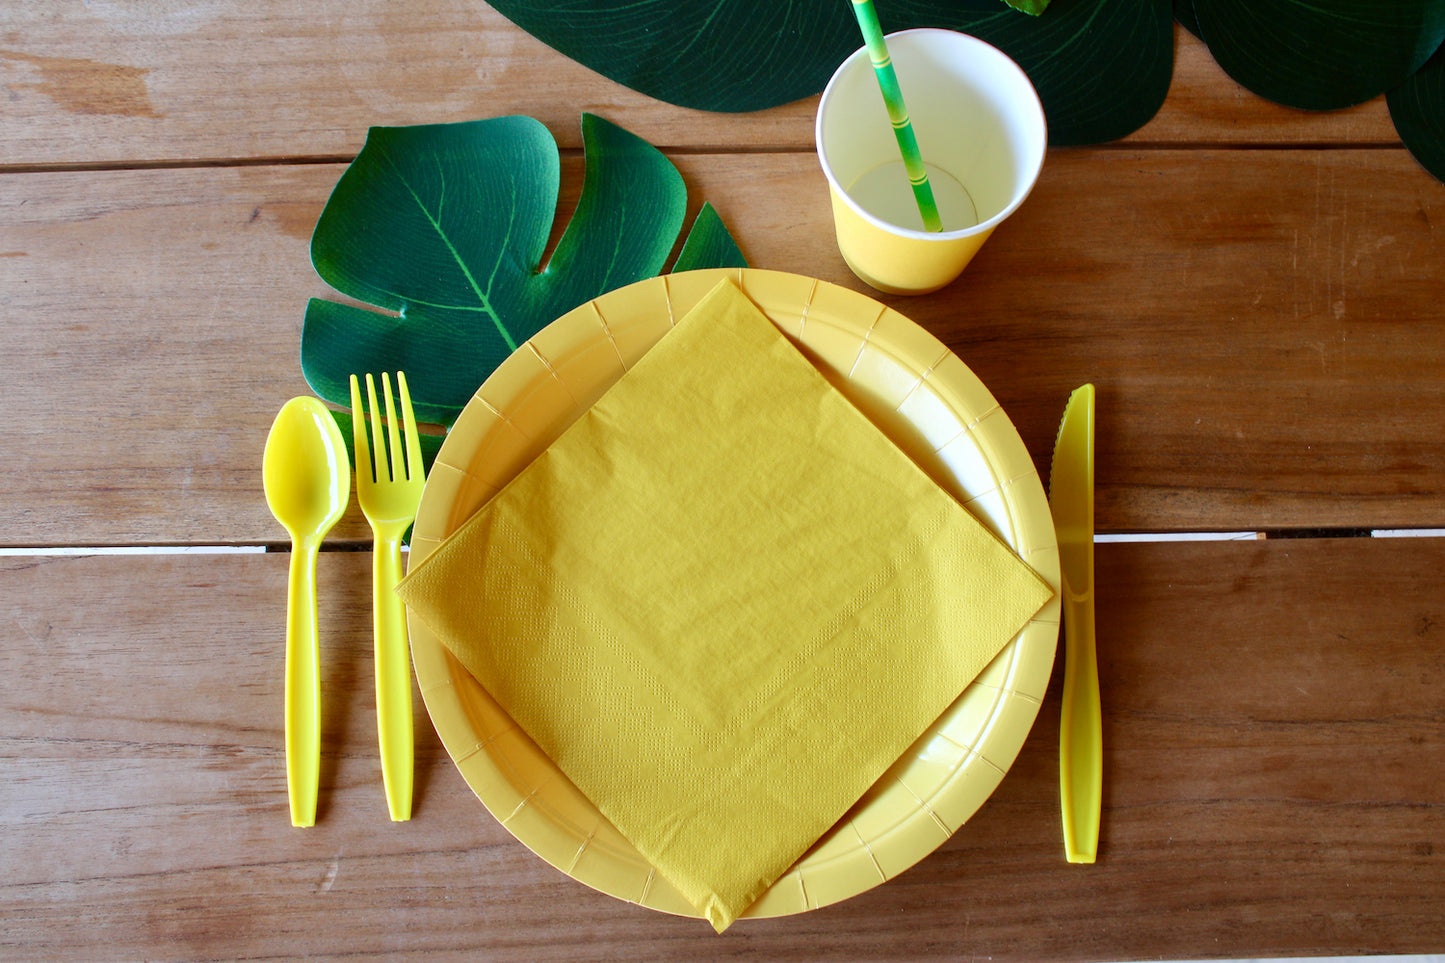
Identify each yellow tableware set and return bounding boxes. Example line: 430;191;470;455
263;372;424;827
262;268;1100;925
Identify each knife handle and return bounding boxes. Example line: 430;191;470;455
1059;578;1101;863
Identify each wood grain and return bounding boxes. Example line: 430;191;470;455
2;539;1441;960
6;5;1444;959
4;147;1443;546
0;5;1403;169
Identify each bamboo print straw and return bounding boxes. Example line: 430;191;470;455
849;0;943;232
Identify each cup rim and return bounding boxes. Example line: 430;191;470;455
815;27;1048;242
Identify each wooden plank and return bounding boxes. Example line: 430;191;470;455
4;147;1443;545
2;538;1442;959
0;6;1402;168
904;147;1445;533
1;164;341;546
0;0;810;168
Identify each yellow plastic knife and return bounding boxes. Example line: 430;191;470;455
1049;383;1100;863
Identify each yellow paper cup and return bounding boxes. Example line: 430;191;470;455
816;29;1047;295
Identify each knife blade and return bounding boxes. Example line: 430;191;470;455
1049;383;1100;864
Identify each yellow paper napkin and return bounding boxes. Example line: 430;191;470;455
397;279;1053;931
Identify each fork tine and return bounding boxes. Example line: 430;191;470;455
397;371;422;481
350;374;371;483
382;373;404;485
365;373;389;483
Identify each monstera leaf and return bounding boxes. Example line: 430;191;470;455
943;0;1174;146
1174;0;1445;182
1192;0;1445;110
1390;42;1445;181
483;0;1173;146
302;113;745;427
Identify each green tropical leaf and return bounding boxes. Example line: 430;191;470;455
672;202;747;273
925;0;1174;147
302;113;745;427
483;0;1173;146
1389;40;1445;181
1002;0;1051;15
1193;0;1445;110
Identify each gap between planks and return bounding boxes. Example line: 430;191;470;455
4;530;1445;556
0;140;1416;178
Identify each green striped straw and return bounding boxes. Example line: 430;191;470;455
849;0;943;232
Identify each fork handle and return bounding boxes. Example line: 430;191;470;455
1059;576;1101;863
373;531;414;821
284;536;322;828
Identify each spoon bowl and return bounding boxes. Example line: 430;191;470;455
263;396;350;826
264;397;350;538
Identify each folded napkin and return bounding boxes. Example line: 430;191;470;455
397;279;1052;931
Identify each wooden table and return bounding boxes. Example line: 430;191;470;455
3;4;1443;960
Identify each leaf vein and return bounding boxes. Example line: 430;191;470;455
378;144;518;352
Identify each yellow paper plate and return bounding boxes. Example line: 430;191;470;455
408;268;1060;921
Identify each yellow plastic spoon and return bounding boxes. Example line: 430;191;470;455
263;396;350;827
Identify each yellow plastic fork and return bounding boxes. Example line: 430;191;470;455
351;371;425;821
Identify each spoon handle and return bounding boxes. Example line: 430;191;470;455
285;537;323;828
